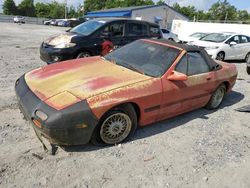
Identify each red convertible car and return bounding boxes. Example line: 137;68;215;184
15;39;237;147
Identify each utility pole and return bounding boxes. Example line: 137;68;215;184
224;11;228;23
65;0;67;19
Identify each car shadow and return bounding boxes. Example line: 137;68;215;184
225;60;246;64
62;91;244;153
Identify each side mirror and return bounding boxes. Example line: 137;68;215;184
167;71;188;81
229;41;237;46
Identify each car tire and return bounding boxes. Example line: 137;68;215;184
246;66;250;75
76;51;91;58
245;52;250;62
205;84;226;110
91;104;137;146
216;52;225;61
168;38;174;41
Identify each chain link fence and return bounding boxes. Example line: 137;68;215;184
0;15;47;25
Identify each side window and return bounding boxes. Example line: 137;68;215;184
240;35;249;43
226;35;240;44
149;25;160;37
102;22;124;37
128;23;145;36
161;29;169;34
175;54;188;74
187;52;210;76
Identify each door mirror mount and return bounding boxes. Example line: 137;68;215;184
167;71;188;81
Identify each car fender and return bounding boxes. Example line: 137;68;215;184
86;78;163;126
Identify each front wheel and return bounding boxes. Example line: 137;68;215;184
205;84;226;109
216;52;225;61
76;51;91;58
91;104;137;146
247;66;250;75
245;52;250;62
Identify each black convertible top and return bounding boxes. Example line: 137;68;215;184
147;39;220;70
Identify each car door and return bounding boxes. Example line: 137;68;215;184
224;35;240;60
158;51;217;121
124;21;147;44
91;21;126;56
239;35;250;59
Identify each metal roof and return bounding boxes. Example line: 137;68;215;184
86;4;189;20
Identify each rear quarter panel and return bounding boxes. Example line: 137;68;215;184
214;60;237;91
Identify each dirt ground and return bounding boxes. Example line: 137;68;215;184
0;22;250;188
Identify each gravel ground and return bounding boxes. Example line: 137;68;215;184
0;22;250;188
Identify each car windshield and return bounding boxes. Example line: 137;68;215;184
70;20;106;35
104;40;180;77
190;32;208;38
200;33;232;43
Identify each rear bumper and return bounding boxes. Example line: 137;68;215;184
15;75;98;145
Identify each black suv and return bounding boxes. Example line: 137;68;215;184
40;18;162;64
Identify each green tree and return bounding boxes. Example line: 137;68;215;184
208;0;237;21
172;3;197;20
48;1;65;19
237;10;249;21
18;0;35;16
68;5;77;18
156;0;165;5
83;0;107;13
3;0;18;15
35;2;50;18
83;0;154;14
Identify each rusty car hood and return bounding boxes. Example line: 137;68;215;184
25;56;151;107
45;33;76;46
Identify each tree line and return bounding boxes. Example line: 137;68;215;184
2;0;250;22
2;0;82;18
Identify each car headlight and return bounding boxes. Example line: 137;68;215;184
205;46;219;50
55;42;76;48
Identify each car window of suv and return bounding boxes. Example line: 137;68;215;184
149;25;161;38
187;52;210;76
161;29;169;34
240;35;249;43
102;22;124;37
127;23;145;36
175;54;188;74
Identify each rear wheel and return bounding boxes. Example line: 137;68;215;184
216;52;225;61
76;51;91;58
245;52;250;62
205;84;226;109
246;66;250;75
91;104;137;146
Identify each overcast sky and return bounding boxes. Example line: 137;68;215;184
0;0;250;13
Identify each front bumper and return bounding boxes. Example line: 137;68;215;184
204;49;219;59
40;43;78;64
15;75;98;145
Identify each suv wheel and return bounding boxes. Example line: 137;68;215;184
77;51;91;58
